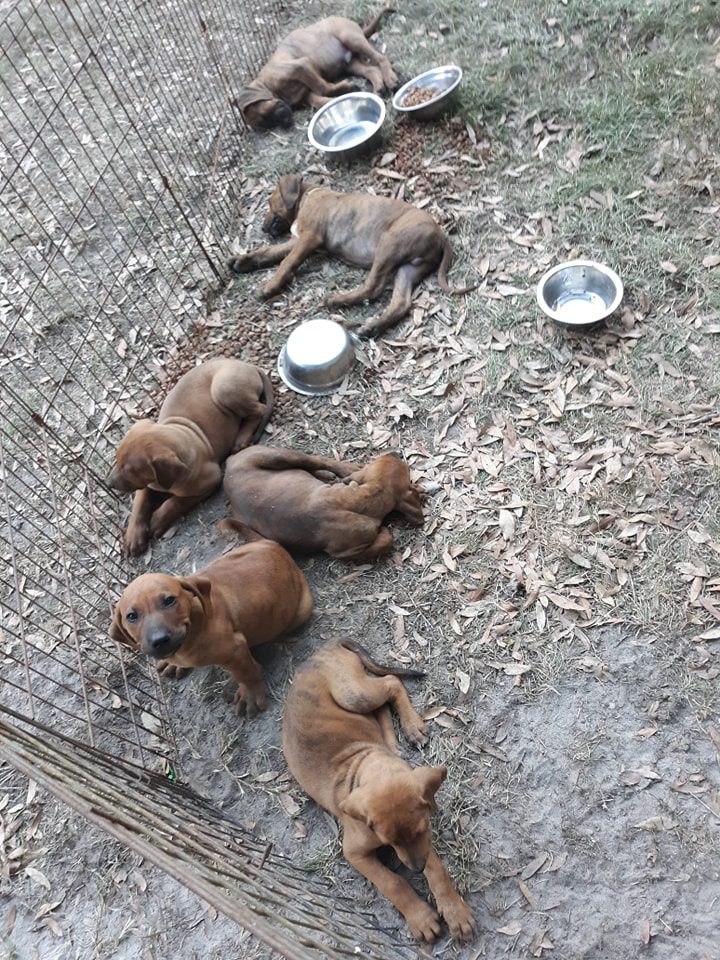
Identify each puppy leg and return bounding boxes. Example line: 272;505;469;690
424;849;475;942
346;57;384;93
331;526;395;561
335;26;398;90
149;464;221;538
239;448;359;478
218;517;266;542
260;236;322;299
357;262;428;339
343;824;441;943
228;632;267;718
285;57;358;96
327;247;396;308
328;655;427;745
375;704;400;755
308;93;333;108
123;487;154;555
228;239;296;274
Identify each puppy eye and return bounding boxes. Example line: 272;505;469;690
162;596;176;608
126;610;139;623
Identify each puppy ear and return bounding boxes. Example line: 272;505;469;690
178;576;212;619
338;786;372;824
414;765;447;809
151;454;185;490
109;604;136;649
278;174;302;213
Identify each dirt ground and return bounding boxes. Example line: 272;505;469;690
2;0;720;958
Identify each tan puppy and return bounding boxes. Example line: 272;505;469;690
109;359;273;555
236;9;397;130
222;448;423;559
228;176;470;338
283;640;475;943
110;542;312;716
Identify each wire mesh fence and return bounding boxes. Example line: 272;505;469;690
0;0;285;763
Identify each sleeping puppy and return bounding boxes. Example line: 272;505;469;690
236;9;397;130
228;176;472;338
283;640;475;943
108;358;273;556
110;542;312;716
222;447;423;560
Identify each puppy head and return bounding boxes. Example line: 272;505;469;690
263;174;303;237
108;423;186;492
338;765;447;871
110;573;212;659
235;86;293;131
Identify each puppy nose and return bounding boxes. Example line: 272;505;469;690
148;630;172;651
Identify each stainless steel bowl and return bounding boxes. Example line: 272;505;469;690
392;64;463;120
307;93;385;161
536;260;624;331
277;319;356;395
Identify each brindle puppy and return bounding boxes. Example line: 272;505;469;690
236;9;397;130
228;175;472;338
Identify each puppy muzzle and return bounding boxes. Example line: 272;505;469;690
142;628;184;659
107;469;134;492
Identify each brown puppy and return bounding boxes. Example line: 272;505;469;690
236;9;397;130
222;447;423;560
110;542;312;716
283;640;475;943
228;176;470;338
109;358;273;556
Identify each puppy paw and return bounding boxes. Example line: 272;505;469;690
258;283;280;301
156;661;192;680
439;895;476;942
228;255;254;274
406;903;442;943
402;716;428;747
234;684;268;718
122;525;149;557
337;80;360;94
384;70;400;92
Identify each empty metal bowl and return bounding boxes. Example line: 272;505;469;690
307;93;385;161
392;64;463;120
277;318;356;395
536;260;624;331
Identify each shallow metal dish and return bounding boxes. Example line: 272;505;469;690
536;260;624;331
277;318;356;396
392;64;463;120
307;93;385;161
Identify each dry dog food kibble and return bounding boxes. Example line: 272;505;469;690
402;86;438;107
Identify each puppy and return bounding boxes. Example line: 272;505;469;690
110;542;312;716
108;358;273;555
228;176;472;338
283;640;475;943
222;447;423;560
236;9;397;130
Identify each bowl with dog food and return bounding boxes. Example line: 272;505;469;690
308;92;386;161
392;64;463;120
536;260;624;332
277;318;356;395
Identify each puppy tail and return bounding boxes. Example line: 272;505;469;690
437;235;476;296
250;371;275;445
340;639;425;678
363;6;394;37
218;517;265;542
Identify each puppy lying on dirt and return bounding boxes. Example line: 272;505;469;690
108;358;272;556
228;175;471;338
283;640;475;943
235;9;397;130
110;542;312;716
221;447;423;560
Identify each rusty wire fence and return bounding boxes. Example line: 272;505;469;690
0;1;416;956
